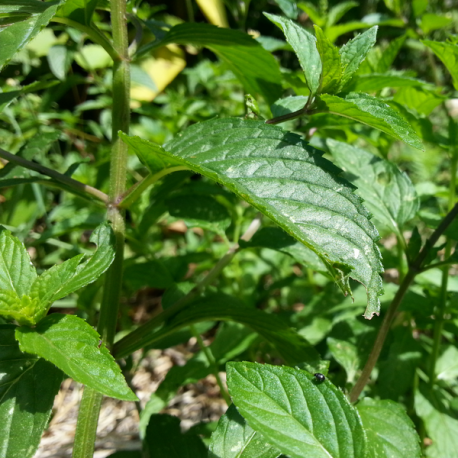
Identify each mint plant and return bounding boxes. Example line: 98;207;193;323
0;1;457;457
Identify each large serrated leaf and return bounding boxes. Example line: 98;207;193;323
320;139;419;234
0;324;63;458
264;13;322;95
339;26;378;88
0;227;37;297
15;314;137;401
154;22;282;105
209;404;282;458
316;93;423;151
357;399;421;457
121;118;384;318
227;362;367;458
0;0;65;70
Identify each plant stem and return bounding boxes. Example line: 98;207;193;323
428;149;457;385
113;217;262;359
190;325;231;404
265;97;312;125
72;0;130;456
0;147;108;204
350;201;458;403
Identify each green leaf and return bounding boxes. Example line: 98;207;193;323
47;45;73;80
339;27;378;88
327;22;372;43
373;35;406;73
142;294;324;371
326;1;358;27
227;362;367;458
0;324;63;458
57;0;98;26
316;93;423;150
153;23;282;105
423;40;458;90
209;404;282;458
271;95;308;118
144;414;207;458
297;2;326;27
264;13;322;95
28;222;116;322
348;74;430;93
393;86;445;116
123;259;175;291
435;345;458;381
15;314;137;401
0;227;37;297
166;194;231;237
415;387;458;458
239;227;328;273
121;117;384;319
420;13;452;35
271;0;298;19
357;399;421;458
0;0;65;70
322;138;420;234
314;26;342;94
327;337;359;383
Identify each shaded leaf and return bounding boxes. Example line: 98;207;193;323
357;399;421;458
121;117;384;318
227;362;367;458
144;414;206;458
316;93;423;150
57;0;98;26
264;13;322;95
16;314;137;401
423;40;458;90
327;337;359;383
0;324;63;458
209;404;282;458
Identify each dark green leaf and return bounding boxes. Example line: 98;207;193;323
357;399;421;458
57;0;98;26
0;0;65;70
316;93;423;150
209;404;282;458
123;259;175;291
144;414;207;458
339;27;378;88
327;337;359;383
16;314;137;401
264;13;322;95
121;117;384;318
153;23;282;105
322;138;420;234
0;325;63;458
227;362;367;458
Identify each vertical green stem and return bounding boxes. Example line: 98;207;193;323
73;1;130;456
190;325;231;405
428;151;457;385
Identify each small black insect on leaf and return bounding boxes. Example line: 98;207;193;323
314;373;326;383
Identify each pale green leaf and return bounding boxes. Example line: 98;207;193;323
435;346;458;381
271;95;308;118
0;227;37;297
271;0;298;19
316;93;424;150
264;13;322;95
420;13;452;35
393;86;445;116
322;138;420;234
327;22;371;43
151;22;282;105
0;325;63;458
422;40;458;90
121;118;384;318
340;27;378;88
227;362;367;458
0;0;65;70
348;74;429;93
314;26;341;94
16;314;137;401
209;404;282;458
357;399;421;458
